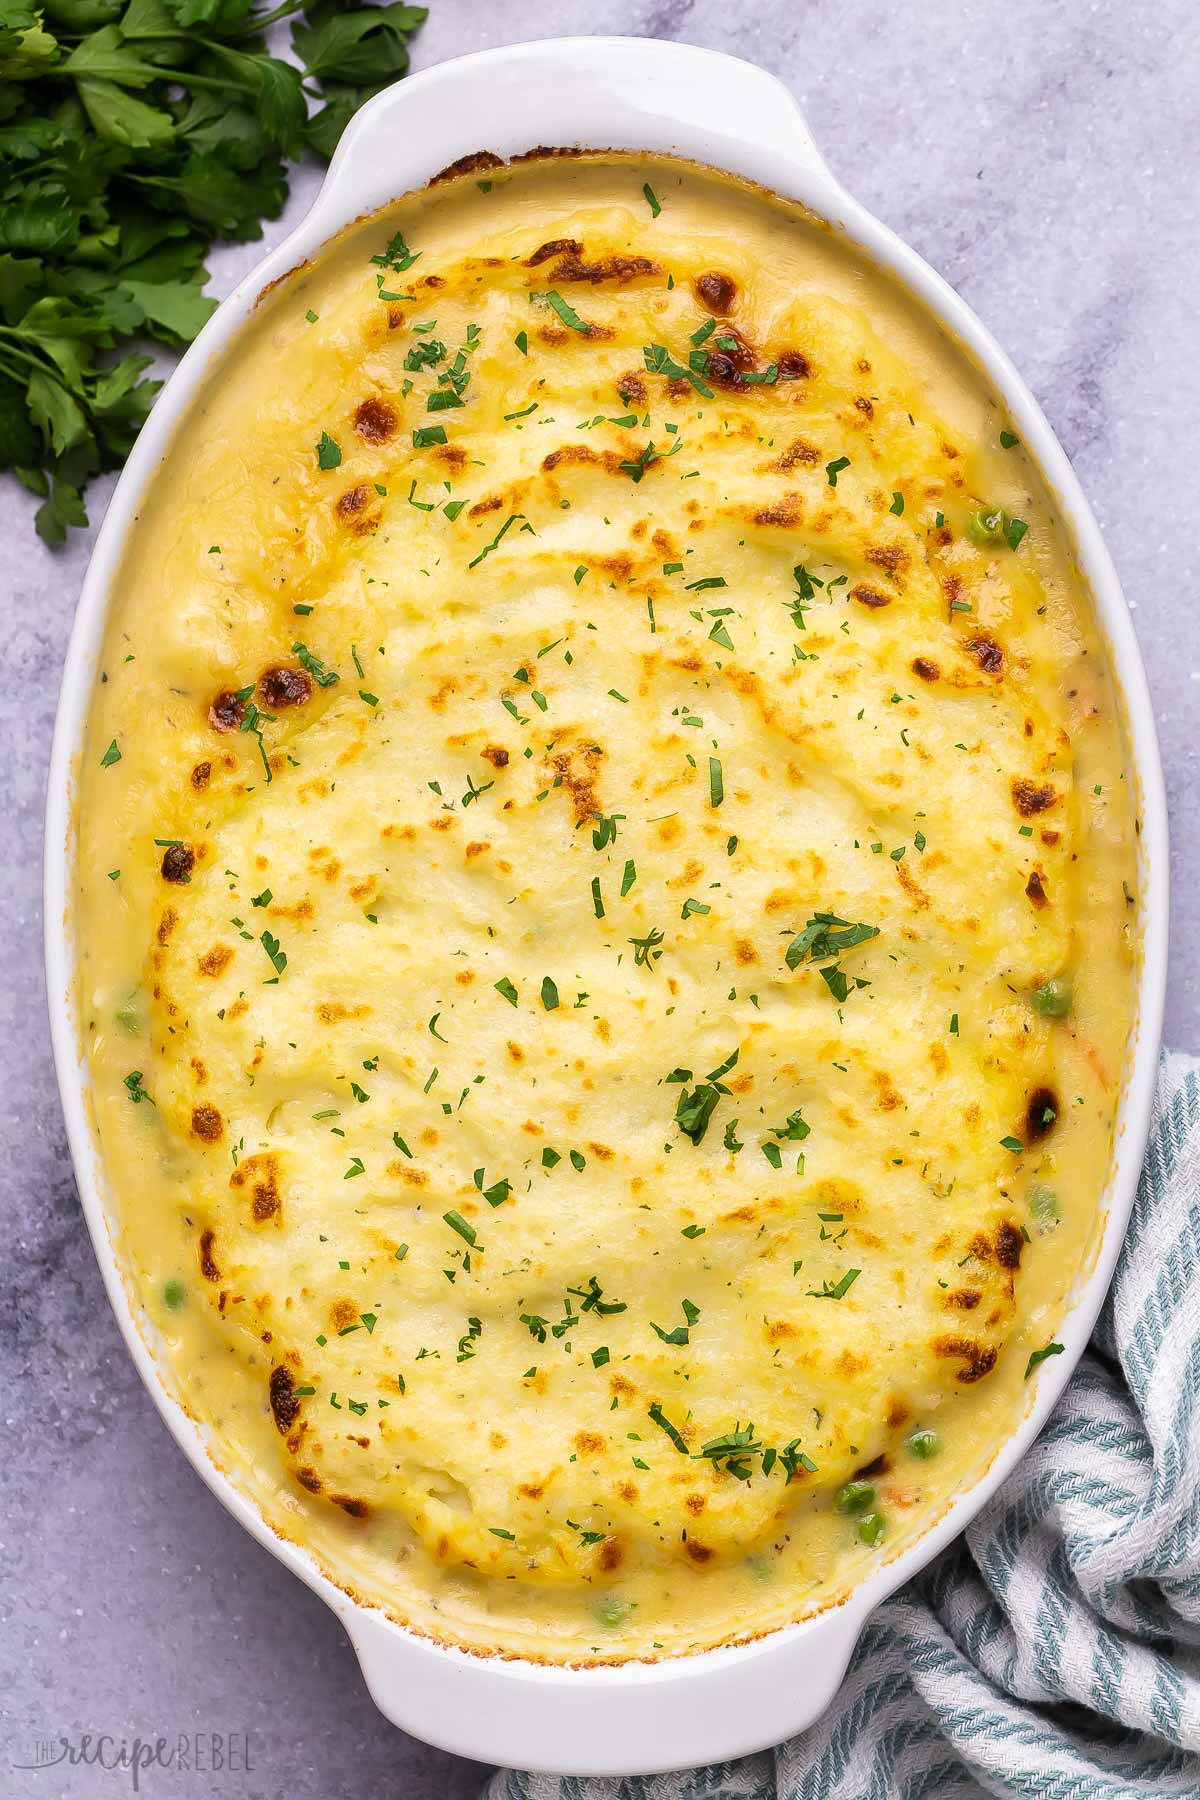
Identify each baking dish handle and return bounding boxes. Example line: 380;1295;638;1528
343;1599;868;1776
308;38;843;239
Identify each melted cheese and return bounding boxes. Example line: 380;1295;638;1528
73;154;1138;1662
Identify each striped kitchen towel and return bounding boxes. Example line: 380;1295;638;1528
486;1052;1200;1799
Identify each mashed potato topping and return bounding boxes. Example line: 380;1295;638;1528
74;153;1137;1661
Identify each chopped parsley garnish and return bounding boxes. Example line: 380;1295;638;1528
473;1168;512;1208
1025;1340;1065;1379
650;1298;700;1346
543;290;591;333
260;930;286;976
647;1402;689;1454
643;340;713;398
785;911;879;971
468;511;522;570
826;456;850;486
672;1049;738;1146
315;432;341;470
495;977;519;1006
807;1268;861;1300
443;1210;477;1247
642;182;662;218
291;642;339;686
629;927;665;969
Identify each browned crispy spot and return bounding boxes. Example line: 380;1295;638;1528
574;1431;605;1455
774;437;820;470
512;145;587;163
866;542;909;574
161;843;194;883
191;1102;223;1143
778;350;812;380
469;493;503;517
685;1539;714;1564
526;238;658;284
1012;778;1057;816
854;395;874;419
1025;1085;1058;1143
481;743;509;768
190;760;211;791
616;371;646;406
1025;869;1049;908
912;656;940;681
332;1495;370;1519
336;483;374;520
933;1336;998;1383
232;1151;281;1221
432;149;503;183
897;862;932;908
259;664;312;709
208;690;245;733
695;270;737;313
547;742;602;823
754;493;803;527
269;1365;300;1433
198;1229;219;1281
198;943;233;978
966;634;1004;675
598;1538;623;1573
996;1221;1024;1269
945;1288;982;1310
542;443;618;474
852;584;891;609
525;236;582;266
354;397;397;443
157;906;177;945
885;1397;911;1428
317;1002;371;1023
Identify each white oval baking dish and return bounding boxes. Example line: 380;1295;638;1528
44;35;1169;1778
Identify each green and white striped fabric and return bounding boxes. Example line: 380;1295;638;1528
487;1053;1200;1799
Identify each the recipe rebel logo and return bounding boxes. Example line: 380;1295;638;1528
6;1730;254;1792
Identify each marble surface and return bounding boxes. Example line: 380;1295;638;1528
2;2;1194;1794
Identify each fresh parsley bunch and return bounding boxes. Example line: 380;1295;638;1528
0;0;426;543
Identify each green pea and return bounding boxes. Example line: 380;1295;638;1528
1030;976;1072;1018
594;1596;629;1629
907;1429;940;1460
858;1511;886;1547
747;1553;773;1583
967;506;1007;546
834;1479;876;1515
1028;1184;1061;1231
116;996;142;1034
163;1278;186;1311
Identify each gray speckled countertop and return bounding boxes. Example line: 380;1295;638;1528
3;3;1194;1795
